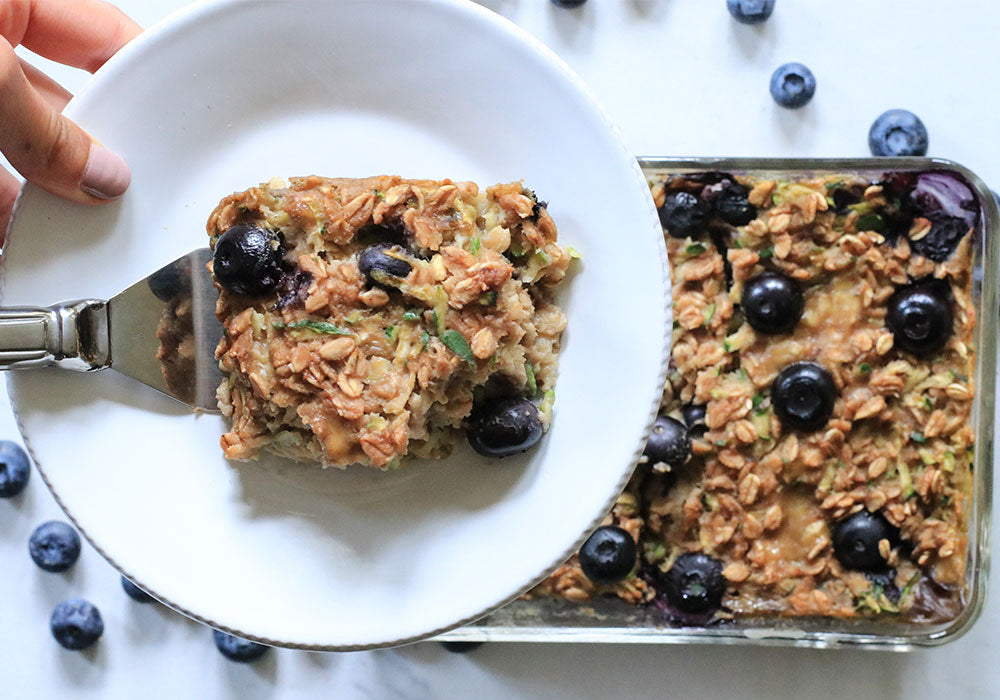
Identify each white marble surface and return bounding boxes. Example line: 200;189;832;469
3;0;1000;698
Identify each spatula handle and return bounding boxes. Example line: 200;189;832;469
0;300;109;371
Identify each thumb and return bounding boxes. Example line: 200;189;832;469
0;40;129;203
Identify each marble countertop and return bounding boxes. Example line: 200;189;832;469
3;1;999;697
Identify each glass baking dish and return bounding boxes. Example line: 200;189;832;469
437;157;996;650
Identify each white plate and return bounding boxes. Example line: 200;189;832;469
2;0;669;650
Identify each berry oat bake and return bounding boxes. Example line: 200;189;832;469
528;169;979;624
206;175;571;469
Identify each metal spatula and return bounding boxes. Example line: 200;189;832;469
0;248;223;411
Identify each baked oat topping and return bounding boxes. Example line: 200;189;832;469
530;169;978;623
206;175;571;469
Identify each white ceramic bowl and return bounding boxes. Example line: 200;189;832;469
3;0;669;649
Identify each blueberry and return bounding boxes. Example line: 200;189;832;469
121;576;154;603
910;213;970;262
681;404;708;436
357;243;413;288
869;110;928;157
0;440;30;498
886;284;952;356
29;521;81;572
658;192;711;238
212;224;284;296
833;511;898;571
50;599;103;650
579;525;637;585
642;415;690;469
551;0;586;6
742;271;804;334
212;630;270;663
727;0;775;24
865;568;901;603
771;362;836;431
713;182;757;226
467;398;543;458
440;641;485;653
830;187;862;213
663;553;725;614
769;62;816;109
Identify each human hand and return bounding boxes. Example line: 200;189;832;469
0;0;141;234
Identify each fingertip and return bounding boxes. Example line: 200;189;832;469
79;142;129;200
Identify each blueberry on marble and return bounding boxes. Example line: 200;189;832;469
769;62;816;109
29;521;81;572
869;109;928;157
213;224;284;296
50;599;103;650
663;553;725;614
642;415;691;469
727;0;775;24
579;525;637;585
886;284;952;356
658;192;711;238
741;271;804;334
771;362;836;431
551;0;587;6
213;630;270;663
0;440;30;498
358;242;413;288
467;398;543;458
121;576;154;603
833;511;899;571
440;641;485;653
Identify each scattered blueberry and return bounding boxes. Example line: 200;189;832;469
869;109;928;157
681;404;708;437
440;641;485;653
213;630;270;663
658;192;711;238
357;243;413;288
886;283;952;356
579;525;637;585
642;415;690;470
467;398;543;458
29;521;81;572
833;510;898;571
663;553;725;614
50;599;103;650
741;272;804;334
0;440;30;498
771;362;836;431
727;0;775;24
551;0;586;6
713;182;757;226
213;224;284;296
121;576;154;603
769;62;816;109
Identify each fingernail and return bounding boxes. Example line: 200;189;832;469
80;143;130;200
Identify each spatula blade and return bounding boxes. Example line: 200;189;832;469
107;248;223;411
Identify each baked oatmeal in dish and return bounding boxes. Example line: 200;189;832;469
526;168;979;625
206;175;572;469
